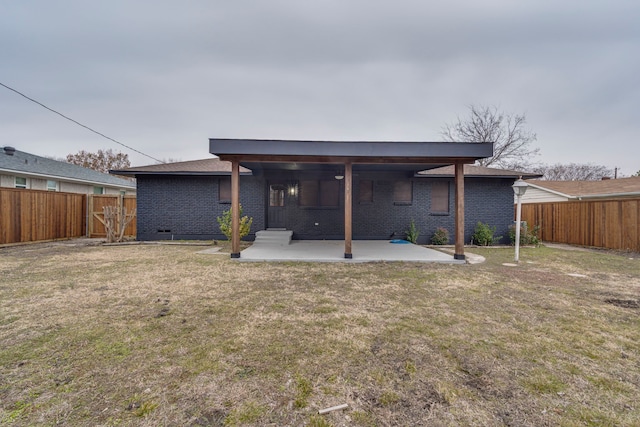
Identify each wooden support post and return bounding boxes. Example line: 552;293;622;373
454;163;466;260
344;162;353;259
231;160;241;258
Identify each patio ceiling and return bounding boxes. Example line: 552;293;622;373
235;161;452;175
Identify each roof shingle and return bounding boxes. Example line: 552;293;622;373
417;164;542;178
111;158;252;176
0;148;135;188
528;177;640;198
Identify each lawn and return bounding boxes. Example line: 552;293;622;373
0;242;639;426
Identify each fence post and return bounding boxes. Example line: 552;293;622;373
87;194;92;237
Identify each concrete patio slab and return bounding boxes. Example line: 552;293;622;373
235;240;466;263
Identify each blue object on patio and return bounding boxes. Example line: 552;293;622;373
390;239;411;244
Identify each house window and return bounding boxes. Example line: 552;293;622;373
47;180;58;191
393;181;412;205
93;186;104;194
15;177;27;189
299;180;339;207
219;177;231;202
431;182;450;214
358;180;373;203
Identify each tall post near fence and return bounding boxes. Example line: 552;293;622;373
512;177;528;262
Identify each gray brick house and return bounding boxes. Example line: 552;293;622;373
113;140;539;254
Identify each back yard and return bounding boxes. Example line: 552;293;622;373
0;241;639;426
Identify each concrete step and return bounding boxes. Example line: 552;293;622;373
254;230;293;245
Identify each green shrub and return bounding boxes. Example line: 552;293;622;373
405;220;420;244
216;204;253;241
471;222;501;246
430;227;450;245
509;223;541;246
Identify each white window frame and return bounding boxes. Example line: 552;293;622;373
47;180;59;192
93;186;105;195
15;176;27;189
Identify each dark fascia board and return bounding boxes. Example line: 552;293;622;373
109;170;252;177
414;172;543;179
209;138;493;159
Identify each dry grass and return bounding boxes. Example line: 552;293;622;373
0;241;639;426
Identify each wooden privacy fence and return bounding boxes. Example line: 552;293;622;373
0;188;137;245
520;198;640;252
88;194;136;238
0;188;86;245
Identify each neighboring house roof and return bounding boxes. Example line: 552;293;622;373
417;164;542;179
0;147;135;189
111;157;252;177
525;177;640;200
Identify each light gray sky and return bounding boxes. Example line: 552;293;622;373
2;1;639;174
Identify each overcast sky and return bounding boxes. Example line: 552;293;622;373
2;1;639;174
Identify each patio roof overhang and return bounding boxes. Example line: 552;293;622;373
209;138;493;172
209;138;494;262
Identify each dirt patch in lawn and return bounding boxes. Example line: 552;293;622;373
0;241;639;426
605;298;640;309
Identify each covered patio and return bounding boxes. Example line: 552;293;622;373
209;138;493;261
237;239;465;263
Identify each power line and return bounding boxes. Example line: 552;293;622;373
0;81;164;164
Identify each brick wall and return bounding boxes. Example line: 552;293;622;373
463;178;515;244
409;178;515;245
354;176;514;244
136;175;265;241
264;172;514;244
135;174;514;244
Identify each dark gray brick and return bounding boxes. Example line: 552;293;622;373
136;174;514;244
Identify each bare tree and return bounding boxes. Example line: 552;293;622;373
441;105;539;170
101;205;137;243
66;149;130;174
532;163;613;181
